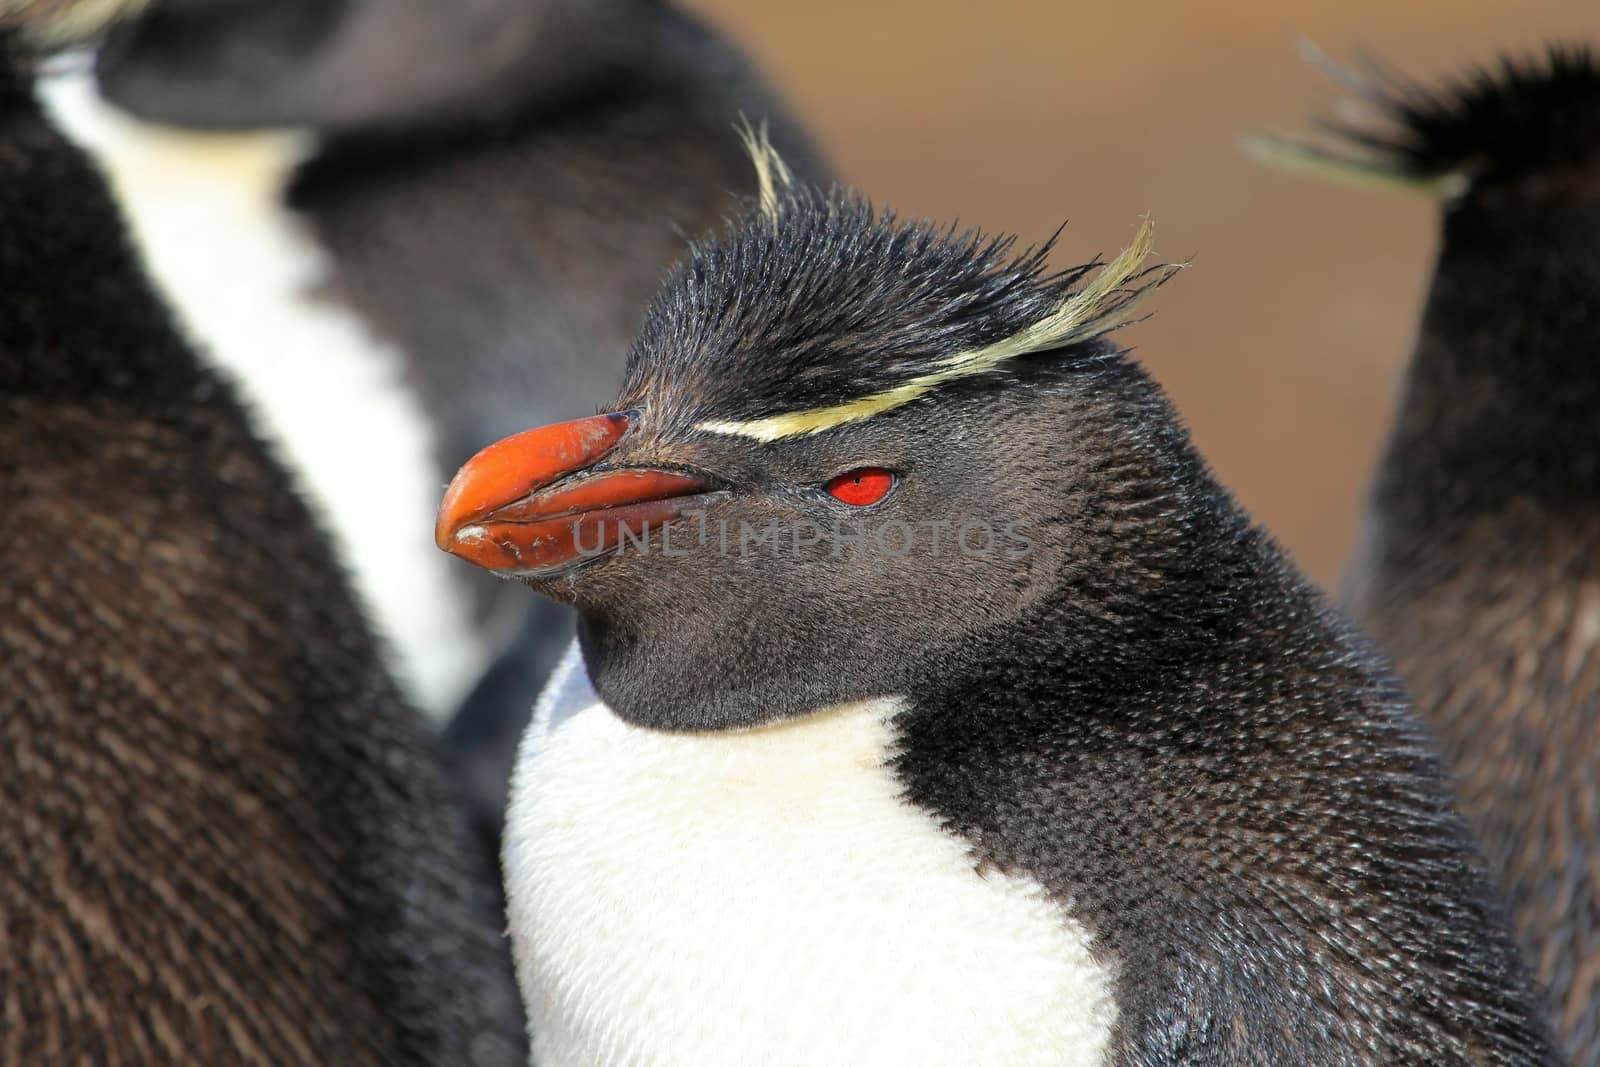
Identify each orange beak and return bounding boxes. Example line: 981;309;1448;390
435;411;714;577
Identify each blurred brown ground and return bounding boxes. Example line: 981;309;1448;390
687;0;1600;586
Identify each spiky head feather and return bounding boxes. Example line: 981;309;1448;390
624;177;1179;441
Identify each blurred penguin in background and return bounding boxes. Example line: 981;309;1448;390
1251;45;1600;1067
45;0;828;833
0;7;525;1062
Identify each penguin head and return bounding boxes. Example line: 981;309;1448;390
93;0;654;132
437;153;1180;732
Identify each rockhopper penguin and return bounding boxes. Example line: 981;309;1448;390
436;141;1558;1064
1250;45;1600;1066
0;17;524;1064
83;0;831;832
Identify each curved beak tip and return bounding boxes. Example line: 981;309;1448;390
435;411;633;552
433;410;710;577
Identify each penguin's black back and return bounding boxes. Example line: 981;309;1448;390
892;358;1557;1063
0;41;525;1065
1331;47;1600;1066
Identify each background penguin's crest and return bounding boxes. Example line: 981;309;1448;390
1244;42;1600;198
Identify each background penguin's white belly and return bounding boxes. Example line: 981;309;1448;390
504;657;1116;1067
39;70;485;720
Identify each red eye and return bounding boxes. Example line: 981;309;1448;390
825;468;895;507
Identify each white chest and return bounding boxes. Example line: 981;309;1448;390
40;72;484;719
503;650;1116;1067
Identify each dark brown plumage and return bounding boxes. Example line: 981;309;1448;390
1278;45;1600;1067
0;31;525;1064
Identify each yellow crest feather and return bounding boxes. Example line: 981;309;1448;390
735;116;794;229
1240;41;1468;200
1240;133;1468;199
698;216;1180;442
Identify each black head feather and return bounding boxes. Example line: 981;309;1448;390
621;185;1174;436
1331;44;1600;185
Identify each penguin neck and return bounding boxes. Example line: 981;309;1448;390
1373;167;1600;532
904;467;1315;749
